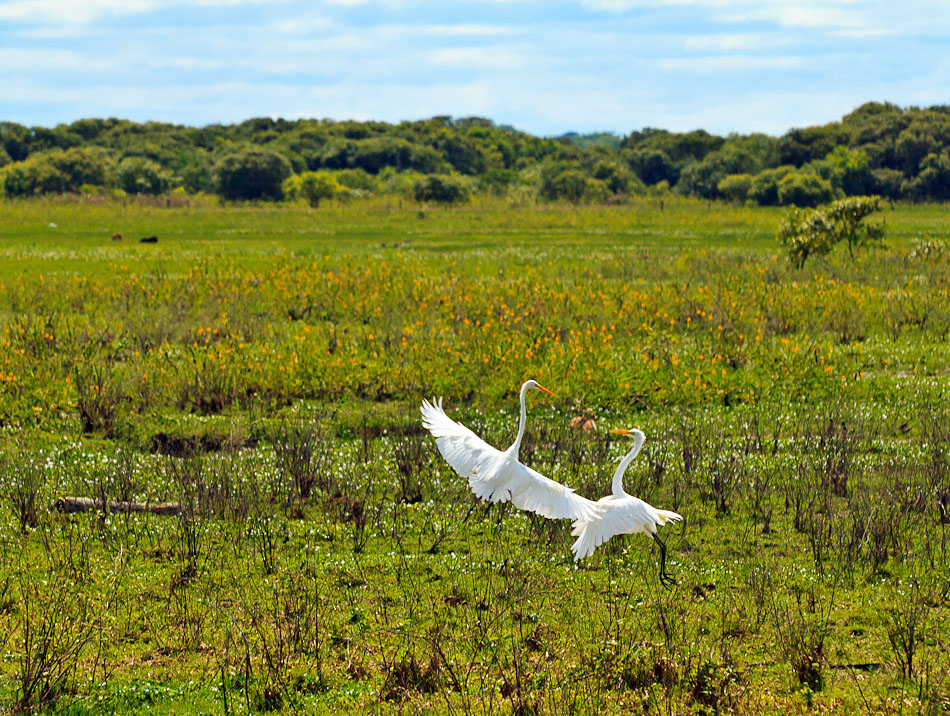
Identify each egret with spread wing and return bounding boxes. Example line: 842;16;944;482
571;429;683;585
421;380;602;523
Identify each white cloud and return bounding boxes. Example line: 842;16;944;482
715;3;867;30
0;0;155;24
0;0;278;24
657;55;809;72
144;56;231;71
270;16;333;34
0;47;113;72
429;47;525;70
423;23;514;37
581;0;880;32
679;32;786;51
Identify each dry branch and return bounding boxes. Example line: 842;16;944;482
53;496;181;516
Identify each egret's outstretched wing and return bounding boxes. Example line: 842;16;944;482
485;461;603;522
420;397;602;522
570;500;682;560
421;397;503;479
570;506;630;560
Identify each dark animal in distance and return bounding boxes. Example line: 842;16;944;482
139;235;158;243
111;232;123;240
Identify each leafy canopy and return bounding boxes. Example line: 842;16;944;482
778;196;885;268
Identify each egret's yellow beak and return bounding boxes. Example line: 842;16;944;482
537;384;555;397
610;428;633;436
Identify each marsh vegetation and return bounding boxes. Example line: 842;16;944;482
0;196;947;714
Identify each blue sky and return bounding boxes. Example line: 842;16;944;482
2;0;949;136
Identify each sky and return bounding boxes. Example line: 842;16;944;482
1;0;949;137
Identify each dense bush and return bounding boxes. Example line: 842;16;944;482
906;152;950;200
413;174;469;203
333;168;378;193
539;162;591;203
777;172;836;207
478;168;520;196
215;148;292;201
749;166;796;206
591;159;640;195
624;147;679;185
676;142;764;199
717;173;753;202
351;137;446;175
1;147;109;196
116;157;171;195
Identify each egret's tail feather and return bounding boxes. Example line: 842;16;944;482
571;524;601;561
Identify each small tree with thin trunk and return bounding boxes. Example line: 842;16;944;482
778;195;885;268
299;171;343;208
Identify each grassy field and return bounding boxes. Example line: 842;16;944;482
0;195;948;715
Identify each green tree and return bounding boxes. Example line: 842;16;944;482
298;171;344;207
907;152;950;200
805;146;872;196
0;122;29;162
825;195;886;259
334;168;378;194
749;166;796;205
624;147;678;185
778;195;885;268
318;139;359;170
776;124;849;167
540;167;588;203
413;174;470;203
584;177;611;203
116;157;171;195
478;168;519;196
349;137;446;174
215;148;291;201
777;172;835;207
622;128;723;164
895;123;943;175
430;132;487;175
182;161;214;193
0;147;109;196
717;174;753;202
870;168;903;200
677;143;762;199
591;160;638;194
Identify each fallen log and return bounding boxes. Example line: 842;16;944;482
54;496;181;516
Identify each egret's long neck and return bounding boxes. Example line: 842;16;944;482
611;434;645;497
511;382;530;453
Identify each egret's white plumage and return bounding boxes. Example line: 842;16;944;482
571;429;682;583
421;381;602;523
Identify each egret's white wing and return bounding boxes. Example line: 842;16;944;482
490;461;602;522
420;397;503;479
421;397;602;522
571;504;628;560
570;498;682;560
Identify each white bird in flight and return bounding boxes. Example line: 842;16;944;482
571;428;683;585
421;380;602;522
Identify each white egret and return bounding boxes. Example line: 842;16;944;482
571;428;682;585
420;380;602;522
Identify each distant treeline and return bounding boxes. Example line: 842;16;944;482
2;102;950;205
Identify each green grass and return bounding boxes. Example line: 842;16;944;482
0;195;948;715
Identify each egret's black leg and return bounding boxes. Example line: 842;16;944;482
652;533;676;587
